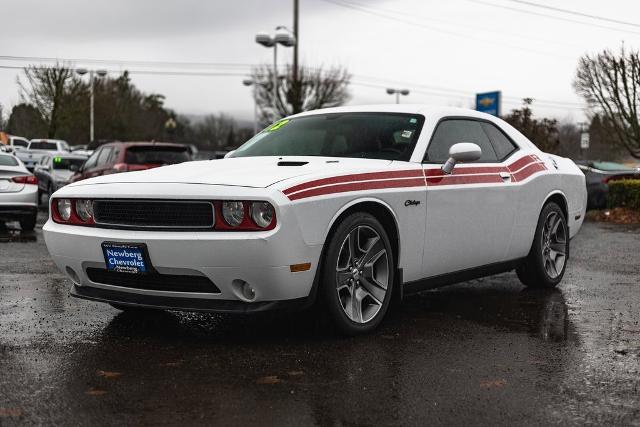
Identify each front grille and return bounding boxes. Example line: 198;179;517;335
93;200;214;229
86;268;221;294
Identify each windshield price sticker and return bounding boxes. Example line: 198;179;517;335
267;119;289;132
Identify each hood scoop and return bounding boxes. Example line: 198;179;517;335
277;161;309;166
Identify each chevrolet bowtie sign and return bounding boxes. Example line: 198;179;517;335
475;91;501;117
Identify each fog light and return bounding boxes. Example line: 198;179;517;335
242;282;256;301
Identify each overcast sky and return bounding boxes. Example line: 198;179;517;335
1;0;639;124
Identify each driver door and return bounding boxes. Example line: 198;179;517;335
421;118;519;278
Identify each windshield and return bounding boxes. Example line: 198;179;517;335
52;157;85;170
124;146;190;165
0;154;19;166
29;141;58;150
233;113;425;161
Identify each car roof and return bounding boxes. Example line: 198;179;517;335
42;152;88;159
30;139;67;143
290;104;497;120
99;141;187;148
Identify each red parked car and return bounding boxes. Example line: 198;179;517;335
70;142;192;183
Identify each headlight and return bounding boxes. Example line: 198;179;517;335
75;199;93;222
222;201;244;227
57;199;72;221
250;202;275;228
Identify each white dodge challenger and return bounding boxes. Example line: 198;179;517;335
44;106;586;334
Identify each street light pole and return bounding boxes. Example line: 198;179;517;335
386;88;410;104
76;68;107;143
89;70;95;142
242;79;259;134
255;27;296;121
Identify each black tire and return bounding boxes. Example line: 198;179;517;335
516;202;569;288
320;212;395;335
19;213;37;231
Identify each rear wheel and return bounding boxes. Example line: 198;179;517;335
321;212;394;335
517;202;568;288
19;213;37;231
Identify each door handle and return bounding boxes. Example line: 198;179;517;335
499;172;512;182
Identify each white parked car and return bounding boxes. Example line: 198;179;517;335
0;152;39;230
17;139;70;171
43;106;586;334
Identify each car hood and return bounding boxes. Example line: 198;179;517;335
67;156;394;189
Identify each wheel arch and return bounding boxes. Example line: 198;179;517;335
542;190;569;220
324;198;401;267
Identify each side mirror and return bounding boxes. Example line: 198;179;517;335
224;150;235;158
441;142;482;174
69;164;79;172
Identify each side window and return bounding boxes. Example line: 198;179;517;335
96;148;113;167
110;148;120;164
83;149;100;170
425;119;498;163
480;122;518;160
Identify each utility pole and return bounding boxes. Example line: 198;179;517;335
293;0;299;83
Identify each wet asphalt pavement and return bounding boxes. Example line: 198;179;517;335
0;210;639;426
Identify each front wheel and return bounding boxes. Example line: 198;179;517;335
321;212;394;335
517;202;569;288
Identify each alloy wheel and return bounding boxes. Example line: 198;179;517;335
541;211;567;279
335;225;389;323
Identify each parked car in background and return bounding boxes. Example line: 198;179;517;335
70;142;191;183
0;132;30;153
576;161;640;209
0;152;38;230
70;144;94;157
16;139;71;171
34;153;88;204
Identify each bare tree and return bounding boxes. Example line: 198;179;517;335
574;46;640;158
503;98;560;154
18;63;76;138
251;64;350;124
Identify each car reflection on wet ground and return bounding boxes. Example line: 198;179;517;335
0;211;639;425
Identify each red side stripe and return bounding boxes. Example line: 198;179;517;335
288;178;426;201
283;154;547;200
512;162;547;182
283;169;424;195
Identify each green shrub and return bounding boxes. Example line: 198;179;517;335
608;179;640;210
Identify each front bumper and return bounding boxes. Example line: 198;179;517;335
43;218;323;312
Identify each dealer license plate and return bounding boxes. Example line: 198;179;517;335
102;242;150;274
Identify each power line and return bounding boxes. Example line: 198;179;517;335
338;0;582;49
507;0;640;29
463;0;640;36
0;55;253;70
319;0;575;60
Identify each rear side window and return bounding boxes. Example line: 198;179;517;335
125;146;190;165
0;154;18;166
29;141;57;150
480;122;517;160
425;119;498;163
96;147;113;166
12;139;28;148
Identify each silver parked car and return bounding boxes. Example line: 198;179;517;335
34;153;88;203
0;152;39;230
